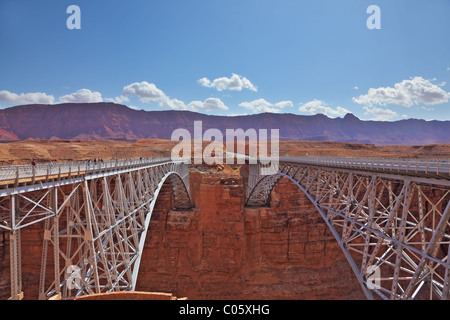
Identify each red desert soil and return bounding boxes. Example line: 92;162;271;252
0;139;450;165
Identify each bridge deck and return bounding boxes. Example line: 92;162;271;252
227;152;450;181
0;158;172;188
278;157;450;181
1;155;449;188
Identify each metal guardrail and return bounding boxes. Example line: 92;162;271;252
1;155;449;184
0;157;173;184
279;157;450;176
226;152;450;176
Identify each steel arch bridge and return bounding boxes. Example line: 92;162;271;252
2;155;450;300
0;158;191;300
246;157;450;300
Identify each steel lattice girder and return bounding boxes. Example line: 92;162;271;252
246;162;450;300
0;160;191;300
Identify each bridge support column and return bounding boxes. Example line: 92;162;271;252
9;194;23;300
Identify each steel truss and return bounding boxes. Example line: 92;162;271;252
247;161;450;300
0;159;191;300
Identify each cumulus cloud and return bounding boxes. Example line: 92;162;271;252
198;78;211;88
59;89;103;103
123;81;167;102
188;98;228;111
228;113;249;117
0;90;55;105
352;77;450;107
274;101;294;108
239;99;278;113
160;97;228;112
105;95;129;104
121;81;228;112
160;98;188;110
239;98;293;113
298;99;350;117
363;106;398;121
199;74;257;92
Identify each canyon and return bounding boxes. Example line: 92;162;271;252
136;165;364;299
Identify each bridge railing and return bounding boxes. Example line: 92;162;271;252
279;156;450;176
0;157;174;184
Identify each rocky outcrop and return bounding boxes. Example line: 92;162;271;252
0;112;18;141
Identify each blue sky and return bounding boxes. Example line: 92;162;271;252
0;0;449;121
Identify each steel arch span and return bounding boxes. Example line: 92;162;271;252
246;160;450;300
0;158;191;300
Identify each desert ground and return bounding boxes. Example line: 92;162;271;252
0;139;450;165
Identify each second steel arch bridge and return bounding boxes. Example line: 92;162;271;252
246;156;450;300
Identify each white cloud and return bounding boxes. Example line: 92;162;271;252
188;97;228;111
352;76;449;107
199;74;257;92
123;81;167;102
0;90;55;105
239;98;293;113
298;99;350;118
228;113;249;117
198;78;211;88
274;100;294;108
59;89;103;103
105;95;129;104
128;105;143;110
121;81;228;112
160;97;228;112
363;106;398;121
354;86;359;90
160;98;189;111
239;99;274;112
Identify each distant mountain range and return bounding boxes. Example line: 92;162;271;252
0;103;449;145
